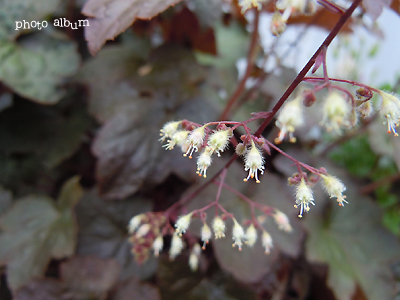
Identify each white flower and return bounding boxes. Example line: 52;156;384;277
275;96;304;144
208;129;233;156
232;219;245;250
163;130;190;150
378;91;400;136
128;214;143;233
201;223;212;249
175;213;193;236
169;234;184;260
320;174;348;206
185;126;206;159
196;147;213;178
294;178;315;218
321;92;352;134
213;216;226;239
357;101;373;119
276;0;316;21
189;243;201;272
159;121;181;141
239;0;268;13
153;235;164;257
243;140;264;183
262;231;273;254
245;224;258;247
273;210;292;232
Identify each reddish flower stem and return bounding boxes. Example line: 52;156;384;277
254;0;362;138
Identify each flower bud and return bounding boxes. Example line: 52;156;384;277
213;216;226;239
357;101;373;119
378;90;400;136
153;235;164;257
245;224;258;247
208;129;233;156
201;223;212;249
159;121;182;141
235;143;246;156
243;140;264;183
302;91;316;107
175;212;193;236
169;234;184;260
294;178;315;218
196;147;213;178
262;231;273;254
232;219;245;251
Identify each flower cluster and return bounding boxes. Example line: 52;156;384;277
160;122;268;182
289;171;348;217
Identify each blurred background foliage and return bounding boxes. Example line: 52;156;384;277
0;0;400;299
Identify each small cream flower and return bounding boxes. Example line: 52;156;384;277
196;147;213;178
321;92;352;134
357;101;373;119
201;223;212;249
163;130;190;150
245;224;258;247
169;234;184;260
273;210;292;232
128;214;143;233
277;0;316;21
189;243;201;272
185;126;206;159
239;0;268;13
243;140;264;183
320;174;348;206
153;235;164;257
275;96;304;144
213;216;226;239
208;129;233;156
378;90;400;136
232;219;246;250
262;231;273;254
175;213;193;236
294;178;315;218
159;121;181;141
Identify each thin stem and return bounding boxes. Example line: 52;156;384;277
303;76;381;93
254;0;362;137
219;9;260;120
359;172;400;195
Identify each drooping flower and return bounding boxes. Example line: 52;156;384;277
357;101;373;119
239;0;268;13
208;129;233;156
378;90;400;136
232;219;246;250
201;223;212;249
243;140;264;183
153;235;164;257
261;231;273;254
163;130;190;150
159;121;182;142
128;214;144;233
169;234;184;260
273;210;292;232
276;0;316;21
245;224;258;247
275;96;304;144
189;243;201;272
175;212;193;236
294;178;315;218
185;125;206;159
320;174;348;206
212;216;226;239
321;92;352;134
196;147;213;178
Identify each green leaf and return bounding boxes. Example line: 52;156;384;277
0;32;80;104
0;0;62;40
0;176;83;290
82;0;184;55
